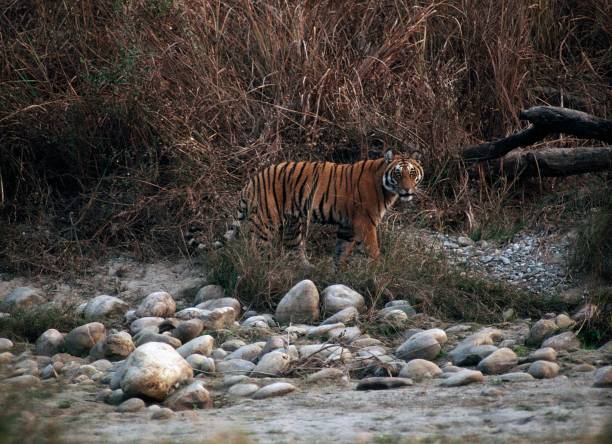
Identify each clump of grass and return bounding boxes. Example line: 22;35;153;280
571;208;612;283
0;305;83;343
204;224;556;323
575;288;612;348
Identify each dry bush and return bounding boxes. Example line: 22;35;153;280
0;0;610;272
205;223;559;322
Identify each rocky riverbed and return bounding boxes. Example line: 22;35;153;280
1;270;611;443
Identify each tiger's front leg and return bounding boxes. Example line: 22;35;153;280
335;226;356;266
354;219;380;260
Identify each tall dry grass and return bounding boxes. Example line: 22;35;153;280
0;0;610;272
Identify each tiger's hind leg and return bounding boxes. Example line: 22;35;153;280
281;216;312;269
335;226;356;267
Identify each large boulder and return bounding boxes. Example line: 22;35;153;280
321;285;365;314
64;322;106;356
0;287;44;311
275;280;319;324
82;295;129;320
120;342;193;400
135;292;176;318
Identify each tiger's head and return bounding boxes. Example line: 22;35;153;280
382;150;424;202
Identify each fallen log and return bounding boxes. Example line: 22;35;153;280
462;106;612;163
492;147;612;178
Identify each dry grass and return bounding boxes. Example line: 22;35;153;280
0;0;610;273
204;222;560;323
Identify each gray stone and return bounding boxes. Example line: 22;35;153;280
201;307;236;330
251;382;297;399
90;359;113;372
275;280;320;325
440;370;484;387
64;322;106;357
90;331;135;361
135;331;182;349
186;354;215;373
251;351;291;377
383;300;416;316
528;360;560;379
135;291;176;318
306;368;345;382
172;319;204;343
225;344;263;362
399;359;442;381
321;307;359;325
449;328;503;365
176;335;214;358
542;331;580;351
163;381;212;410
0;338;13;353
321;285;365;314
477;348;518;375
356;377;413;390
261;336;288;355
3;375;41;387
555;314;575;330
196;297;241;315
216;359;256;375
151;407;176;420
228;383;260;397
307;323;345;338
82;295;129;320
499;372;535;382
117;398;145;413
0;287;44;311
193;285;225;304
0;352;14;364
221;339;247;352
120;342;193;400
396;332;441;361
35;329;65;356
106;389;127;406
526;319;559;346
328;326;362;343
130;317;165;335
527;347;557;362
174;308;209;321
212;348;227;360
593;366;612;387
379;309;409;324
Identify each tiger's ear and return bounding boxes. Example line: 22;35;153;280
384;150;394;164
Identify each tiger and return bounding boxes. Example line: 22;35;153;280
212;150;424;266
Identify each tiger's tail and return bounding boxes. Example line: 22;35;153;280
213;183;251;248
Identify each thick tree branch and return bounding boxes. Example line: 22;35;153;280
492;147;612;178
461;106;612;164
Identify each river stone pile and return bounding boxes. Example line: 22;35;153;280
0;280;610;418
428;230;574;294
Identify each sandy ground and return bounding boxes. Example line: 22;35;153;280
7;372;610;444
